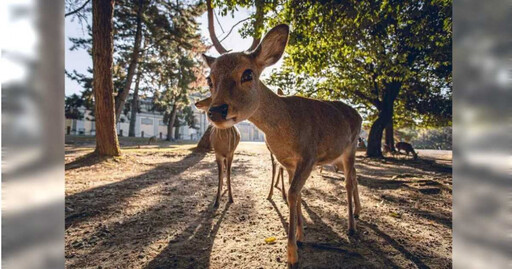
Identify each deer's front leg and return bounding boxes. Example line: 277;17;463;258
214;157;224;208
287;161;313;268
226;155;234;203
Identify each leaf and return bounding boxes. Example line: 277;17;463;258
264;236;277;244
389;212;401;218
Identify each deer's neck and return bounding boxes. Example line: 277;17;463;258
248;82;292;137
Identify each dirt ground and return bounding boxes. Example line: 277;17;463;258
65;140;452;269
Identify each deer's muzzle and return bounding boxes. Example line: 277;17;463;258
208;104;229;122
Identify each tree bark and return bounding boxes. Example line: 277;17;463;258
366;81;401;158
385;120;396;152
114;0;143;122
92;0;121;156
197;125;213;151
166;104;177;141
174;120;180;140
128;71;141;137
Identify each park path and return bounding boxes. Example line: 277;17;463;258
65;142;452;268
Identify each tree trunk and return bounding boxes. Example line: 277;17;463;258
166;104;177;141
92;0;120;156
366;82;401;158
197;125;213;151
128;71;141;137
174;122;180;140
114;0;143;122
385;120;396;151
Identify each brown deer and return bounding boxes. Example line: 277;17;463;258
202;24;362;268
195;97;241;207
395;141;418;159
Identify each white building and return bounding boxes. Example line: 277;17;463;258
65;97;264;142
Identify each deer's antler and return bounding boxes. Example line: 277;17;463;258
206;0;228;54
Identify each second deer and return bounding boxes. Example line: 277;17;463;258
195;97;241;207
267;88;287;201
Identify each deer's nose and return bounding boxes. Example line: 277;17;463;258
208;104;229;122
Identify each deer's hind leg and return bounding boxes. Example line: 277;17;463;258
340;150;359;235
214;156;225;208
268;153;277;199
279;167;287;202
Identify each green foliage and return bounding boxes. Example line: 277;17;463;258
65;94;85;120
66;0;207;125
264;0;452;129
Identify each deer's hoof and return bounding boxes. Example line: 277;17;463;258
288;262;299;269
228;198;234;203
354;214;359;219
213;201;219;208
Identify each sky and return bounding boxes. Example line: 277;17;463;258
65;5;283;96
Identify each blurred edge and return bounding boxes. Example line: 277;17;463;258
0;0;511;268
2;0;65;269
453;0;512;269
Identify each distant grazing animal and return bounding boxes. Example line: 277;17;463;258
147;136;157;145
195;97;241;207
395;142;418;159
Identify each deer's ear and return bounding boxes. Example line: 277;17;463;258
202;54;216;67
251;24;289;68
195;97;212;112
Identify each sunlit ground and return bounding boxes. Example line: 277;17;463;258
65;137;452;268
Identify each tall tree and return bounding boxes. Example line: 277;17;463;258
266;0;451;157
114;0;144;123
92;0;121;156
128;69;142;136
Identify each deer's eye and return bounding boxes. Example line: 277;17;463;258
241;69;253;83
206;77;213;88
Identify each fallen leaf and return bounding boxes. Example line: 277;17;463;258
264;237;276;244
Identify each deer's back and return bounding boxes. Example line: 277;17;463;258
396;142;412;150
269;96;362;165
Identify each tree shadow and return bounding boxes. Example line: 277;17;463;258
145;202;231;269
65;151;107;171
358;219;430;269
357;175;410;190
299;201;396;268
268;199;288;232
384;157;452;175
65;150;207;229
65;151;257;268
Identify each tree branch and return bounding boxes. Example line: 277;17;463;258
214;10;225;33
354;90;381;109
65;0;91;17
206;0;228;54
219;17;251;43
